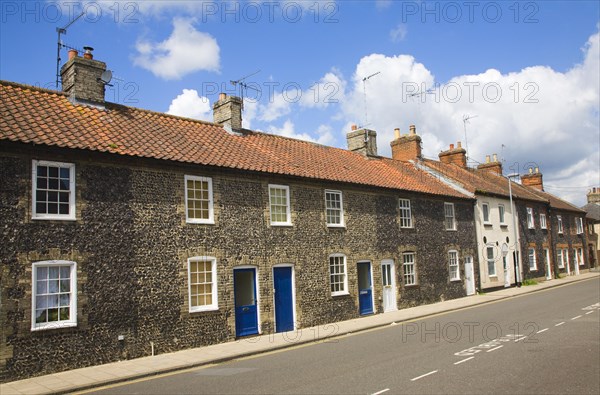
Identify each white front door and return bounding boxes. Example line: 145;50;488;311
381;260;397;312
544;249;552;280
465;256;476;295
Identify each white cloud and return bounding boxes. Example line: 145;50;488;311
167;89;211;121
258;93;292;122
134;18;220;80
267;120;335;145
300;69;346;109
390;23;408;42
340;30;600;205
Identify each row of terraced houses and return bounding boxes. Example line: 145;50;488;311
0;50;597;382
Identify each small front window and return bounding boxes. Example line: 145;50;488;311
329;254;348;296
444;203;456;230
482;203;490;224
540;214;547;229
185;175;214;224
576;218;583;234
403;252;416;286
32;160;76;220
325;190;344;227
527;207;534;229
32;261;77;331
557;216;563;234
269;185;291;226
188;257;218;312
557;250;564;268
449;250;460;281
528;248;537;270
487;246;496;276
399;199;413;228
498;204;506;225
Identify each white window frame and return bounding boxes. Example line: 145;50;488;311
32;160;76;220
448;250;460;281
184;175;214;224
526;207;534;229
577;248;585;266
329;254;348;296
540;213;547;229
557;216;563;234
482;202;491;224
444;203;456;231
187;256;218;312
399;198;413;228
269;184;292;226
563;249;570;269
498;204;506;225
487;246;496;276
575;217;583;234
402;252;416;286
31;260;77;331
557;249;564;268
324;189;344;227
528;248;537;270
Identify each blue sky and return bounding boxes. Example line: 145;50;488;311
1;0;599;205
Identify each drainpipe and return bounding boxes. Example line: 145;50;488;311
507;174;522;287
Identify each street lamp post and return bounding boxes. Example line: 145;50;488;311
506;173;522;287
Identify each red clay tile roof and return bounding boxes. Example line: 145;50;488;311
421;159;548;203
0;80;470;199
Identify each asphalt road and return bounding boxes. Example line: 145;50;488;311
84;278;600;395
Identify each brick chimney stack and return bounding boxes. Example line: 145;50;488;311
439;141;467;168
588;187;600;204
347;124;378;157
521;167;544;190
60;46;107;103
477;153;503;175
390;124;422;161
213;93;243;130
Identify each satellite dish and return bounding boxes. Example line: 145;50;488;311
99;70;113;85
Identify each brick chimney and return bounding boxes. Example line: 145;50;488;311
477;153;502;175
520;166;543;190
439;141;467;168
213;93;243;130
60;46;107;103
347;124;378;157
390;125;422;161
588;187;600;204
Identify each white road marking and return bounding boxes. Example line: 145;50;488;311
454;357;474;365
514;336;528;342
411;370;438;381
585;311;594;315
536;328;549;334
486;345;503;353
371;389;390;395
571;315;582;320
555;322;565;327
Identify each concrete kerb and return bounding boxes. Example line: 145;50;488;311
2;272;598;395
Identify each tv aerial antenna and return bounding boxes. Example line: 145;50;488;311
408;87;435;99
462;114;478;161
230;70;261;110
362;71;380;127
55;11;85;89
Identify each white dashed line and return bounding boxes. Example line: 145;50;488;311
536;328;549;334
514;336;528;342
571;315;582;320
371;389;390;395
454;357;474;365
411;370;438;381
555;322;565;327
486;345;503;353
585;311;594;315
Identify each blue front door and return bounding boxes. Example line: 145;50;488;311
234;268;258;337
273;267;294;333
357;262;373;315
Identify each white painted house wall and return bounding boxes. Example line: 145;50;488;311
473;196;523;290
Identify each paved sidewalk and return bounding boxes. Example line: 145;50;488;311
2;272;598;395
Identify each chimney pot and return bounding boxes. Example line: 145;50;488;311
68;49;78;60
493;153;498;162
394;128;400;139
409;124;416;135
485;155;491;164
351;124;358;131
219;92;227;101
83;46;94;60
529;167;533;174
450;143;455;150
457;141;462;148
535;166;539;174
